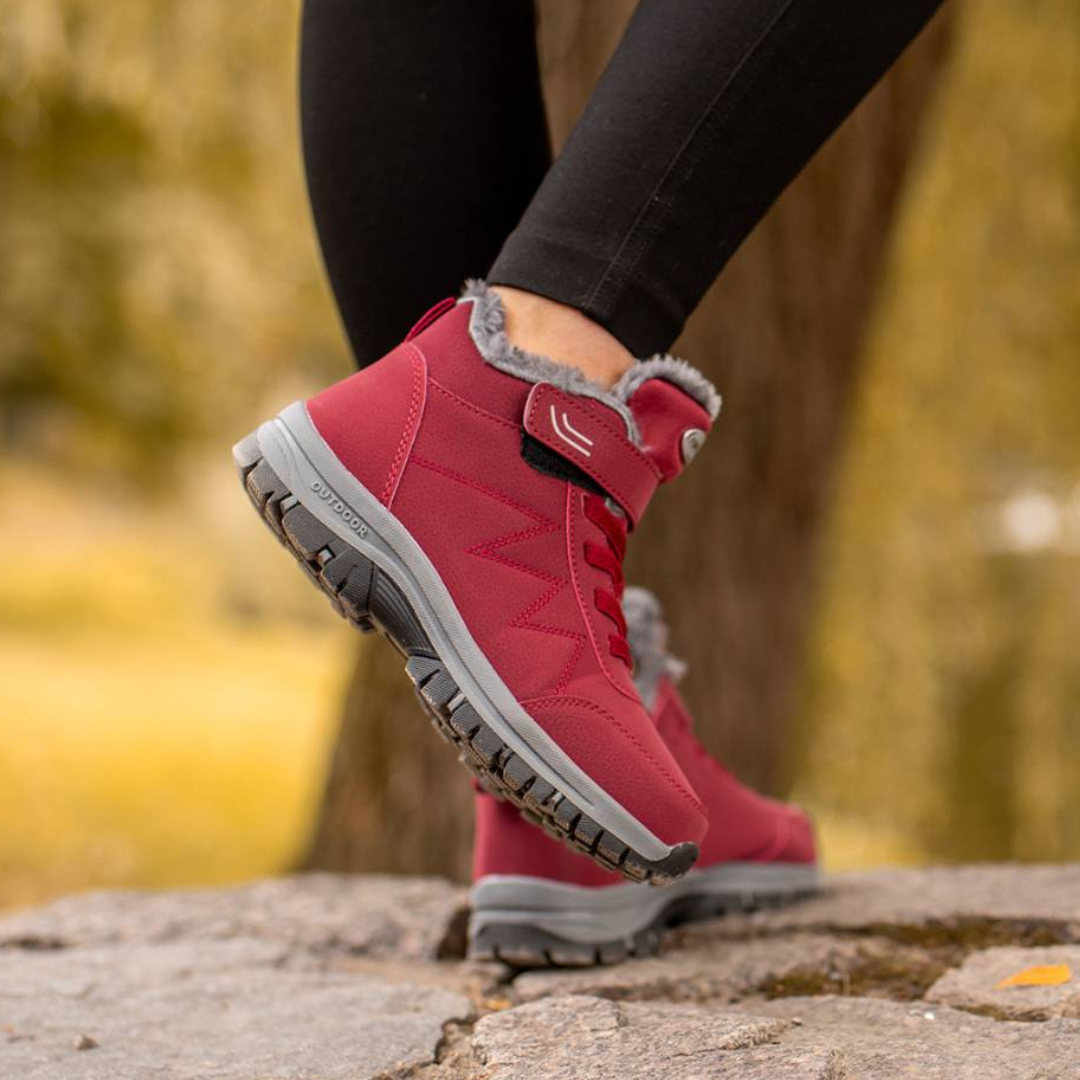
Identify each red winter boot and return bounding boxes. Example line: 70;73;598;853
233;283;720;883
469;587;818;966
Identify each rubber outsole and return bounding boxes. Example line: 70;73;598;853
233;431;698;886
469;880;818;969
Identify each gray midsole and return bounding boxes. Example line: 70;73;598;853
254;401;673;863
470;863;819;944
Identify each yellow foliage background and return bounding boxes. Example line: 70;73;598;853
0;0;1078;909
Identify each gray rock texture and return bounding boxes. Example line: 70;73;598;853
0;937;470;1080
0;873;467;960
470;994;845;1080
703;864;1080;941
745;995;1080;1079
511;931;933;1005
3;865;1080;1079
926;944;1080;1019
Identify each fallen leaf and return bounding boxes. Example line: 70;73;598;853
995;963;1072;989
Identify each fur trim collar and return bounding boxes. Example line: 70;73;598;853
460;281;720;443
623;586;686;709
614;357;721;422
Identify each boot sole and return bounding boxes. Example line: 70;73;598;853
469;862;819;968
233;403;699;886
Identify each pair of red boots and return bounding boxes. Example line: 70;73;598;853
235;283;817;966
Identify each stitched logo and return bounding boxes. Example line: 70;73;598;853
310;481;368;535
549;404;594;457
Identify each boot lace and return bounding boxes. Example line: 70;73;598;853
583;494;632;666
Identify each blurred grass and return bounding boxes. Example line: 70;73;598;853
0;458;352;911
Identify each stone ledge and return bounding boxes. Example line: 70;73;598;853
926;944;1080;1020
2;865;1079;1079
511;930;951;1007
469;994;843;1080
0;873;468;961
690;864;1080;943
739;996;1080;1080
0;937;471;1080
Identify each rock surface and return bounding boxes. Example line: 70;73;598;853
926;944;1080;1019
744;996;1080;1079
702;864;1080;940
511;931;935;1004
470;994;844;1080
2;865;1080;1079
0;937;470;1080
0;874;467;961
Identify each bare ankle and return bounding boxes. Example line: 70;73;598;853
490;286;635;388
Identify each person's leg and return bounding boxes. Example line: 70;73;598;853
240;0;941;883
490;0;945;362
300;0;551;369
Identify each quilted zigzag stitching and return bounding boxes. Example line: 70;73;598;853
410;456;587;693
468;526;587;696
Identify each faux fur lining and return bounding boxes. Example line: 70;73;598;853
460;281;721;442
623;586;686;709
614;357;721;422
461;280;637;436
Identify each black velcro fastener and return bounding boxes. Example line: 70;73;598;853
521;433;606;496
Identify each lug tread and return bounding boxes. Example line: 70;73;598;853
233;432;698;885
419;669;460;712
470;880;818;970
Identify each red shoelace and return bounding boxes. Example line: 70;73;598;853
583;494;632;666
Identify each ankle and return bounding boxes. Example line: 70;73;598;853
490;286;635;388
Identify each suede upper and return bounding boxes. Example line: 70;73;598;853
306;298;716;849
473;670;817;887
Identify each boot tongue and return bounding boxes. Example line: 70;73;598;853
625;376;715;483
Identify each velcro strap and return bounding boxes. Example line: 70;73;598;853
523;383;661;526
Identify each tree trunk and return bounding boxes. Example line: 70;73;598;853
301;3;955;881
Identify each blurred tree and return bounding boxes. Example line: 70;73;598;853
795;0;1080;866
5;0;1075;886
0;0;342;481
301;2;955;880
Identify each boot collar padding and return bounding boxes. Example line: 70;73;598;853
461;280;720;446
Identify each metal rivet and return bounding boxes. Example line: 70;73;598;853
680;428;706;464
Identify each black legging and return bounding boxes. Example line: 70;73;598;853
301;0;944;367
